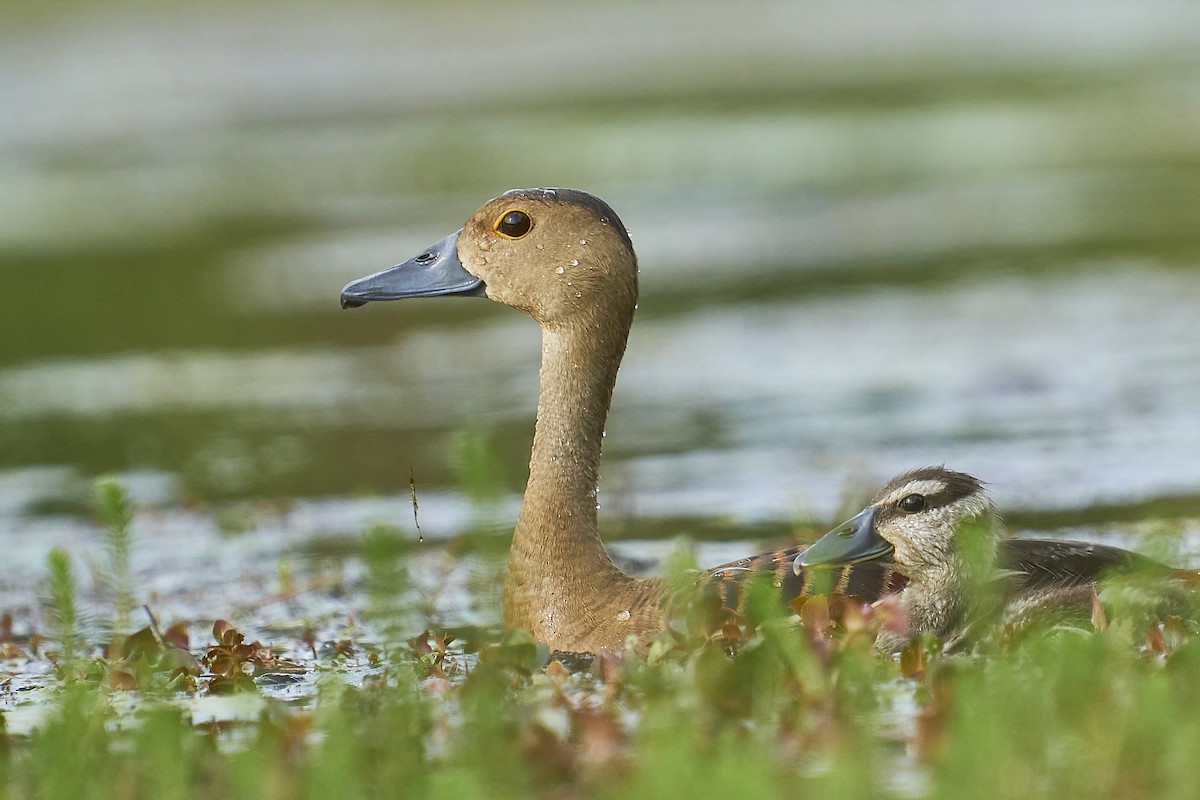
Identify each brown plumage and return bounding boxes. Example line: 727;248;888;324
795;466;1196;651
342;188;826;653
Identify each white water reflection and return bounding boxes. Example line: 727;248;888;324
616;263;1200;513
5;262;1198;518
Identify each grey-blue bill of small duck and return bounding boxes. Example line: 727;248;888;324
794;466;1197;651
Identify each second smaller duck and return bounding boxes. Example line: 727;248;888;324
795;466;1195;652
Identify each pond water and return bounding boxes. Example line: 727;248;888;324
2;0;1200;686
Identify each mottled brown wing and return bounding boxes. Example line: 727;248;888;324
706;545;905;614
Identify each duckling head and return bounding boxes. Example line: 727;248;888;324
794;466;998;580
341;188;638;329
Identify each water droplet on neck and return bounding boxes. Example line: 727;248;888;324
579;239;587;245
616;610;630;621
569;259;579;267
555;266;565;274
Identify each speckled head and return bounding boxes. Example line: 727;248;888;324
341;188;638;329
458;188;637;326
796;466;996;574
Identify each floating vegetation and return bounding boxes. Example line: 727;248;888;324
5;480;1200;800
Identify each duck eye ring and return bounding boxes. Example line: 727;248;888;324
494;209;533;239
898;493;926;513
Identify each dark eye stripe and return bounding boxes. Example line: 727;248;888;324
873;467;983;509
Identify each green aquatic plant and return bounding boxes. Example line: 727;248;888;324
8;478;1200;800
4;585;1200;800
44;547;81;678
95;477;135;634
361;524;408;639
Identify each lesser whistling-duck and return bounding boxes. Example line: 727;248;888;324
343;188;830;653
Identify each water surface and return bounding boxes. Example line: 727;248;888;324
2;0;1200;653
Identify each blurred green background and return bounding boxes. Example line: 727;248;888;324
3;0;1200;536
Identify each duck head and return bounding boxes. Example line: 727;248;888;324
341;188;637;328
795;466;998;579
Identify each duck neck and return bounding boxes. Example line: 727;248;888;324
904;531;1000;640
504;313;637;638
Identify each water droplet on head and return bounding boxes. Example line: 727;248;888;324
616;610;630;621
536;243;545;250
574;291;581;298
471;256;487;267
579;239;587;245
569;259;579;267
555;266;565;274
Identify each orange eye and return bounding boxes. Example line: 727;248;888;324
494;209;533;239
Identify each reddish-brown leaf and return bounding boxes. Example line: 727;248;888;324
544;659;570;684
594;651;623;686
212;620;234;643
1145;625;1168;657
899;640;926;680
162;622;190;650
121;627;163;659
107;666;138;692
799;595;831;635
576;707;626;767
